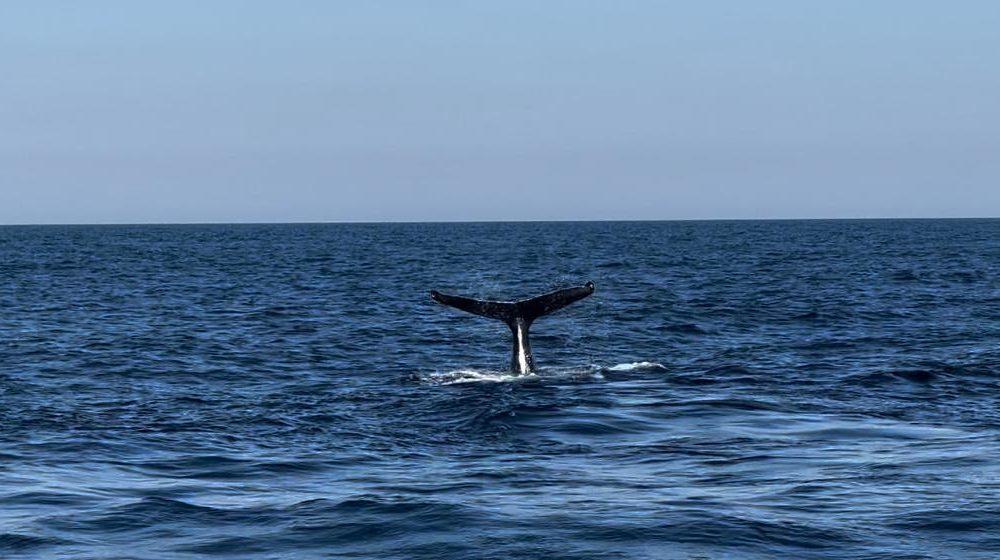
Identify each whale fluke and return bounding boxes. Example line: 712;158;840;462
430;282;595;374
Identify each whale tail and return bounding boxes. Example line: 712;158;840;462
430;282;595;374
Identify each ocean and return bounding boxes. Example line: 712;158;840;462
1;220;998;559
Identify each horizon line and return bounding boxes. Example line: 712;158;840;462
1;216;998;227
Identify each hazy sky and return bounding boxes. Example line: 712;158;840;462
2;1;998;223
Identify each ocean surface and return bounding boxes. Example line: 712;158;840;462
1;220;998;559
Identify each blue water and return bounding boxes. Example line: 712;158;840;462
1;220;998;559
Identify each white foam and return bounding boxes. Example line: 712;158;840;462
607;361;667;372
422;369;537;385
420;361;665;385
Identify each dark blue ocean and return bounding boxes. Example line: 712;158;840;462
1;220;998;559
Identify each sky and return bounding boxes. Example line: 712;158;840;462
2;1;999;224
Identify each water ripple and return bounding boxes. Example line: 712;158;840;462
1;220;998;559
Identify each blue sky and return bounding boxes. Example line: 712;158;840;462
2;1;998;223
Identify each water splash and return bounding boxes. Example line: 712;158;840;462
421;369;538;385
606;361;667;372
421;361;665;385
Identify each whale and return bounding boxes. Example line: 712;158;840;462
430;282;595;374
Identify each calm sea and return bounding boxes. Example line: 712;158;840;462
1;220;998;559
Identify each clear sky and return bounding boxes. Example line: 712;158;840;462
2;1;998;224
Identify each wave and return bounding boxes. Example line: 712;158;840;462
890;508;1000;532
0;532;71;553
659;322;712;335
